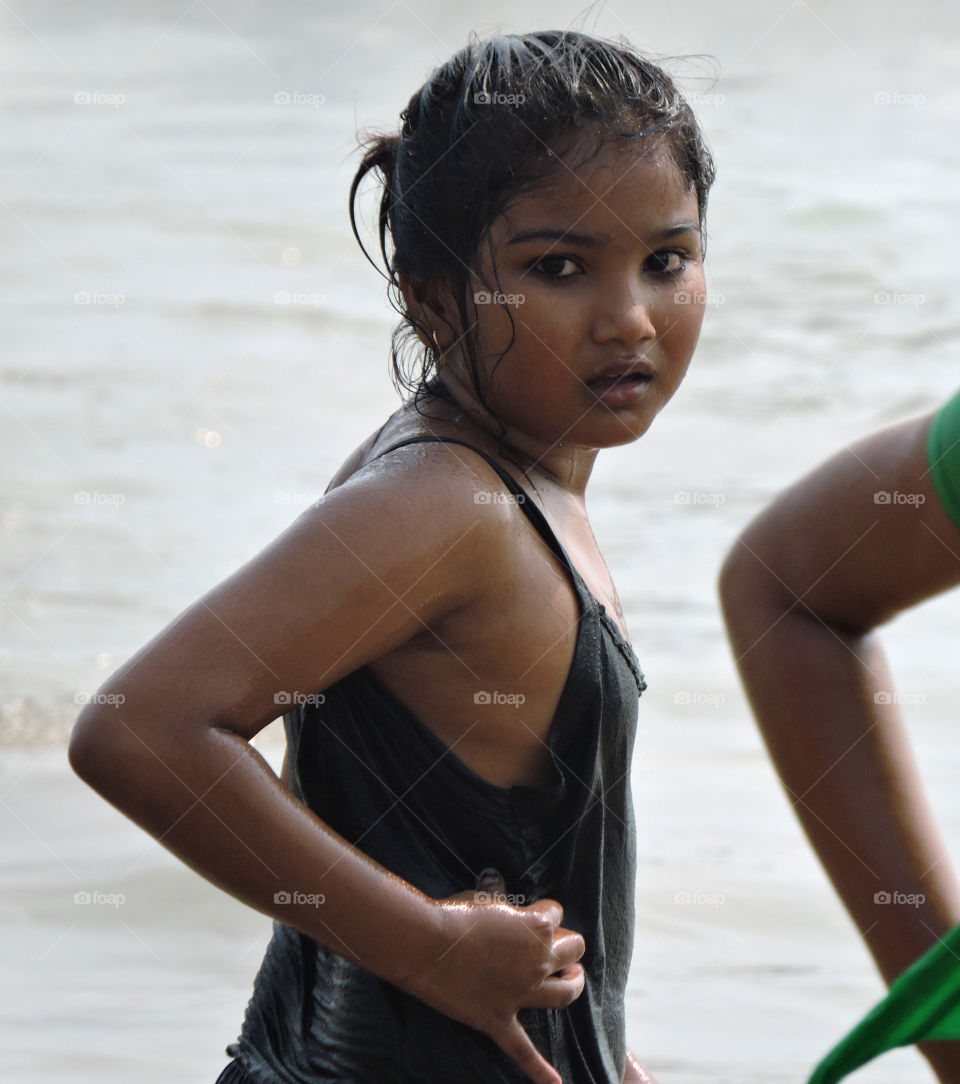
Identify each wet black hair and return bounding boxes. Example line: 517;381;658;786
348;28;716;417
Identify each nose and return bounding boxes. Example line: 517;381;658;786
591;273;658;347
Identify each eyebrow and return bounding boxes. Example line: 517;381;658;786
506;221;701;247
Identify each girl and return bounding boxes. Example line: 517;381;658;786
69;30;715;1084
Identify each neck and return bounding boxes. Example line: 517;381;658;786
427;372;598;498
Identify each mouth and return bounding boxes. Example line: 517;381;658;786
584;359;655;401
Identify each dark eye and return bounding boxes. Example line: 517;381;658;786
531;255;580;279
647;250;687;276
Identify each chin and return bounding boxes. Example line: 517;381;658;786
584;407;661;448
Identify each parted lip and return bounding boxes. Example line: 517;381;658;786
584;357;655;385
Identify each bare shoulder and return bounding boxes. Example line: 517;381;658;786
73;411;520;750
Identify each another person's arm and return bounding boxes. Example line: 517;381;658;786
69;451;584;1084
719;407;960;1080
624;1049;658;1082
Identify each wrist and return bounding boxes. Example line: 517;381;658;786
381;890;451;997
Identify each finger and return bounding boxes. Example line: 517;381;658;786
490;1016;561;1084
526;964;586;1010
524;897;564;933
550;926;586;966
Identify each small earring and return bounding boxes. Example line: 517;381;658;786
431;329;446;368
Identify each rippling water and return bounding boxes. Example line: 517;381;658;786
4;2;960;1080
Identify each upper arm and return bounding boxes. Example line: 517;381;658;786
721;410;960;633
71;447;506;750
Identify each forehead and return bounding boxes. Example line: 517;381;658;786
496;136;696;236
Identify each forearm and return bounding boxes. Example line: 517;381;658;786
68;710;443;991
721;575;960;984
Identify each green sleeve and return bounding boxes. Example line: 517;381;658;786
926;388;960;529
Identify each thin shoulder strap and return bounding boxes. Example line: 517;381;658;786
370;435;574;574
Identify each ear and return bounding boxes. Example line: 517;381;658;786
398;273;459;352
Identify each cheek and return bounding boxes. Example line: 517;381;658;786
472;305;521;367
664;275;708;349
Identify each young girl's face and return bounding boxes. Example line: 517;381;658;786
462;134;706;452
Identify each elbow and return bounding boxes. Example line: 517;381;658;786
717;520;807;656
68;708;104;783
68;707;124;792
716;539;741;619
717;528;767;633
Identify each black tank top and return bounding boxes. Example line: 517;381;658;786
224;437;646;1083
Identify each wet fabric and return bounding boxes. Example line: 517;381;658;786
222;436;646;1083
215;1061;253;1084
928;387;960;529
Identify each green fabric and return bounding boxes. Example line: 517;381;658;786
807;923;960;1083
928;388;960;530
